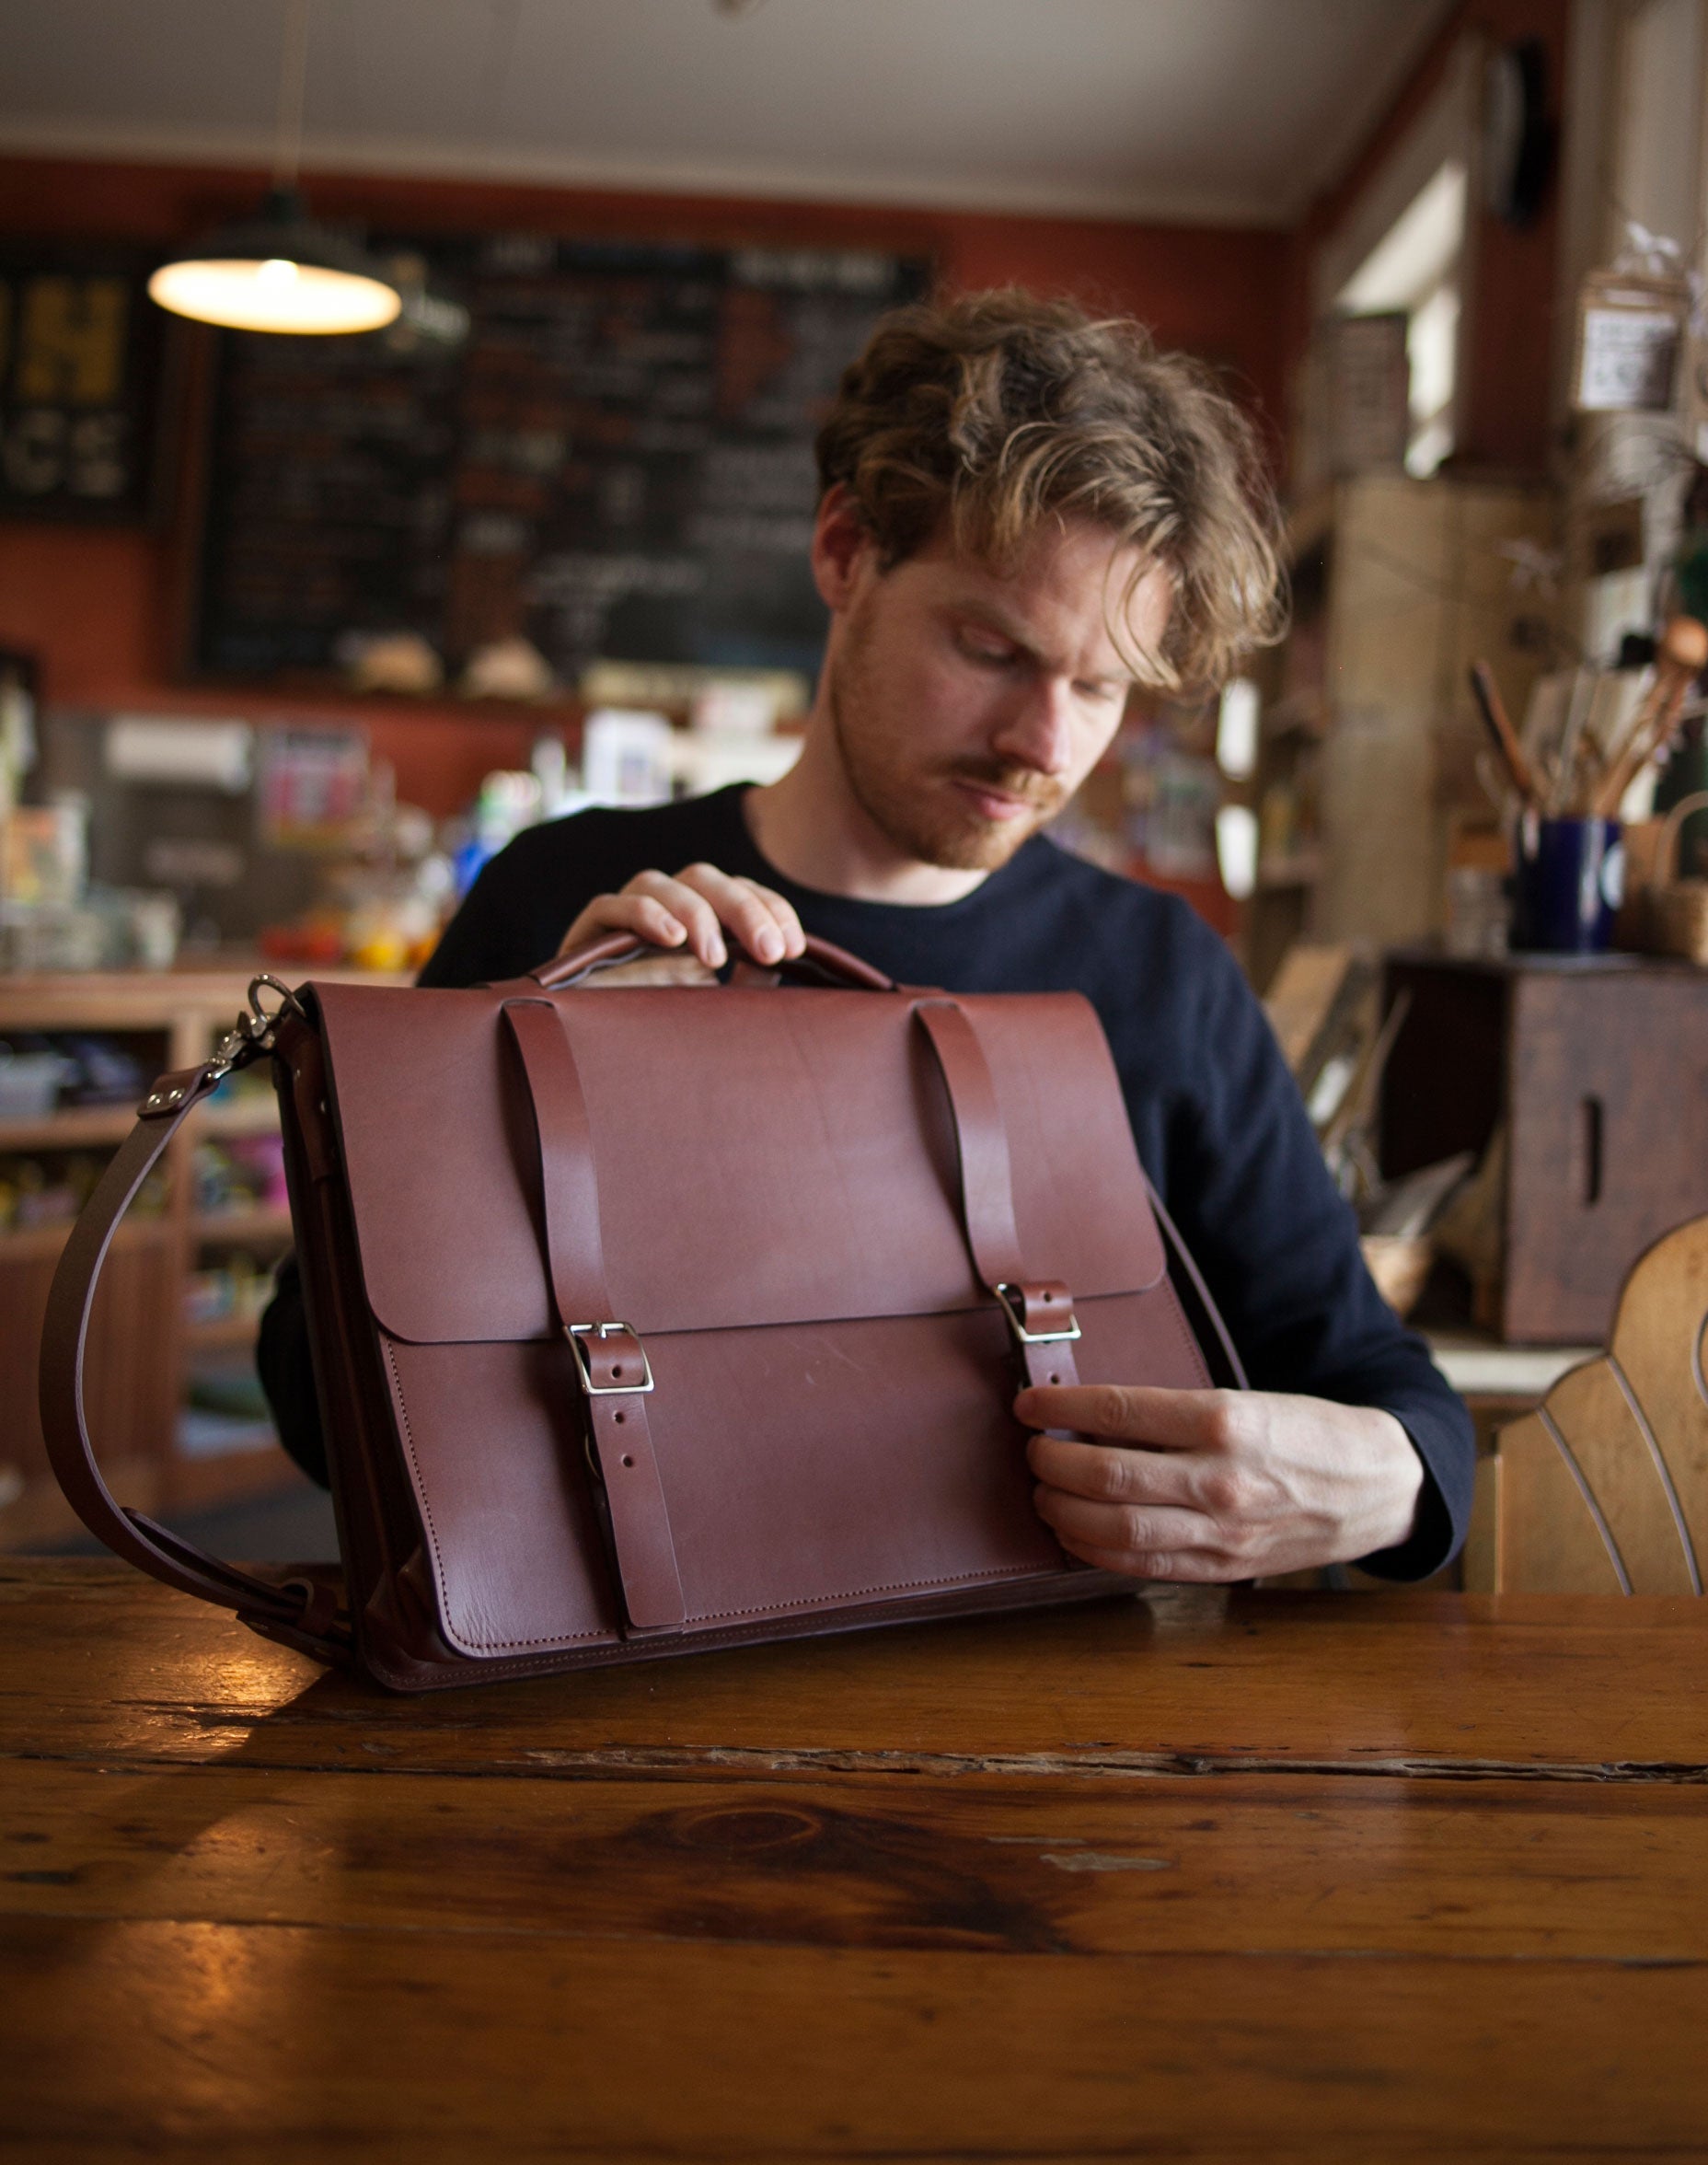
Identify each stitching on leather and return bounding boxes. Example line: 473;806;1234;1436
382;1335;443;1574
383;1337;610;1653
377;1294;1160;1660
382;1334;1039;1649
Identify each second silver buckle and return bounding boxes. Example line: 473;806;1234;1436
567;1321;655;1395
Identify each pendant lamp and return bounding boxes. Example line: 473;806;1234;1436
147;1;400;336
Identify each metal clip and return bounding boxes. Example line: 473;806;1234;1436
567;1322;655;1395
205;975;306;1086
994;1282;1081;1347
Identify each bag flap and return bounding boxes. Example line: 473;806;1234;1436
311;979;1167;1346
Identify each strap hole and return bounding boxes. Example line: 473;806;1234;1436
1049;1372;1060;1384
621;1454;634;1468
613;1411;625;1424
611;1364;624;1378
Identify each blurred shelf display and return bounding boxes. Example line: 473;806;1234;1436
0;962;399;1551
188;1208;294;1245
183;1314;265;1352
1242;473;1557;992
0;1218;171;1264
0;1106;139;1152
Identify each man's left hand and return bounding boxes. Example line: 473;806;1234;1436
1014;1384;1424;1581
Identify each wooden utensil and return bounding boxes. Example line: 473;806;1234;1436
1469;662;1540;806
1590;616;1708;816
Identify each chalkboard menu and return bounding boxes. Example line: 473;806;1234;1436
195;236;929;685
0;245;163;522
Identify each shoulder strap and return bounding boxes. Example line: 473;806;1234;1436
1139;1172;1249;1391
38;1054;351;1662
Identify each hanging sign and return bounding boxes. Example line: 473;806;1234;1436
1574;267;1688;414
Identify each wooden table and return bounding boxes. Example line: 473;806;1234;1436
3;1561;1705;2160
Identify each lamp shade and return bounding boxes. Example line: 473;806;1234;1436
147;190;401;336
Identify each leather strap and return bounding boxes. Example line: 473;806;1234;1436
915;999;1246;1395
1141;1172;1249;1390
914;1000;1083;1395
38;1057;352;1658
501;1000;686;1633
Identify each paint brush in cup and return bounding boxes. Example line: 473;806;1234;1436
1469;661;1541;809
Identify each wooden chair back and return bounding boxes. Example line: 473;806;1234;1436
1489;1214;1708;1592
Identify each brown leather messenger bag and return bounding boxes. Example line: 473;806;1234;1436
40;932;1243;1691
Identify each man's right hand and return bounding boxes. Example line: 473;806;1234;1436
556;863;807;978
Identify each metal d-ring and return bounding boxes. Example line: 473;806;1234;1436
246;974;306;1038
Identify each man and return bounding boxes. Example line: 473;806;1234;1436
261;290;1470;1583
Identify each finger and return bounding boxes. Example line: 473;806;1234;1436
1031;1483;1215;1568
673;864;799;965
1025;1432;1202;1508
625;871;729;967
557;891;687;957
1048;1530;1230;1582
1014;1383;1239;1452
738;880;808;958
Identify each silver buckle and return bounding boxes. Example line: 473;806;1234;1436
994;1283;1081;1347
567;1321;655;1395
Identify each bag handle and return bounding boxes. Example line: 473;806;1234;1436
525;928;898;994
37;984;352;1664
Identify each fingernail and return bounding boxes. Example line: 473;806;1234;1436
708;941;727;968
756;928;782;962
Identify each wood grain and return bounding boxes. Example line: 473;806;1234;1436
1543;1356;1696;1592
1610;1213;1708;1573
6;1563;1703;2161
1492;1214;1708;1592
1495;1410;1628;1593
3;1916;1704;2163
7;1566;1707;1777
6;1756;1707;1962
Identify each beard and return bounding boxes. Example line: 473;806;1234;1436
825;620;1068;874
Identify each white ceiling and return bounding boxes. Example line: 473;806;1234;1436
0;0;1459;228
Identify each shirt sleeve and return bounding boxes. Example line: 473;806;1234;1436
1160;921;1474;1580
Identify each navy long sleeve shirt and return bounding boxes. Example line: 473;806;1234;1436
260;781;1471;1578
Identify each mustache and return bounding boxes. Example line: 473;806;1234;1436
944;758;1067;811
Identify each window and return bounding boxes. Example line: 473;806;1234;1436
1336;159;1468;477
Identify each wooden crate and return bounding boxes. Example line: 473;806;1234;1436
1379;951;1708;1344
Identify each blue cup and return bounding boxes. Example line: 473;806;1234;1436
1511;816;1623;954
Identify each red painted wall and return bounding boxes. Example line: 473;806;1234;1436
1287;0;1570;477
0;153;1289;815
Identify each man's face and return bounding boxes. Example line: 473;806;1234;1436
814;498;1171;874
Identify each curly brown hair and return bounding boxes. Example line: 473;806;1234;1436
815;289;1286;693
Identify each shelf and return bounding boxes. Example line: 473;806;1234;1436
0;1105;138;1152
184;1314;266;1350
0;1217;172;1264
0;1093;281;1154
190;1208;293;1245
191;1096;280;1138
